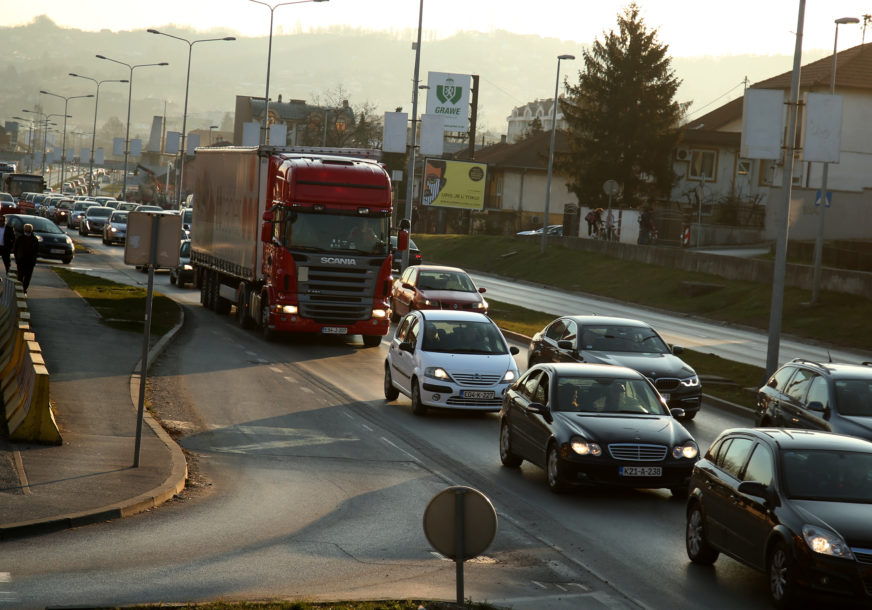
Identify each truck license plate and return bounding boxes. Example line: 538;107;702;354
321;327;348;335
462;390;494;399
620;466;662;477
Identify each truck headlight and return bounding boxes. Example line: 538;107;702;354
371;309;387;318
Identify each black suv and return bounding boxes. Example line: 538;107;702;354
527;315;702;419
755;359;872;441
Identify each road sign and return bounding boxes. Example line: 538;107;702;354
603;179;620;197
814;190;832;208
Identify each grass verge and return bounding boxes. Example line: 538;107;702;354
115;601;500;610
53;268;180;337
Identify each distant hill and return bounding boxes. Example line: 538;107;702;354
2;16;827;147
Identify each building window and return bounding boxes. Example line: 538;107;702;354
688;149;717;181
736;159;752;177
758;160;777;186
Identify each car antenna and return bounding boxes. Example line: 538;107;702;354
827;349;833;363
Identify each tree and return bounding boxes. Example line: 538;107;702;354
559;3;687;207
97;116;125;152
522;116;544;141
308;86;383;148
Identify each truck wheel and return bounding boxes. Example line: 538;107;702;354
362;335;382;348
261;300;275;342
236;285;253;329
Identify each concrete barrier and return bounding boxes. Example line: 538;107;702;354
0;277;61;445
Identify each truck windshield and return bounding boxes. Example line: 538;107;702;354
283;210;390;255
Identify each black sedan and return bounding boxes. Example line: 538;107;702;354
4;214;74;264
686;428;872;608
499;362;699;495
390;234;422;271
527;315;702;419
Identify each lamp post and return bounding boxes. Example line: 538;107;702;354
541;54;575;254
11;117;34;171
69;73;128;196
39;90;94;189
811;16;859;305
96;54;168;201
147;29;235;208
23;110;67;177
209;125;218;145
249;0;329;146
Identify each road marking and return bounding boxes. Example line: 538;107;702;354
269;366;283;374
381;437;420;463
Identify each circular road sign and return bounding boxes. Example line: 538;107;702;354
423;486;497;560
603;179;621;196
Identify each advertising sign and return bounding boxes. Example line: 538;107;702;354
421;159;487;210
426;72;471;132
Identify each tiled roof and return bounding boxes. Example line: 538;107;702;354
475;130;568;169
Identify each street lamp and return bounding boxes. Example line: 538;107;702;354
147;29;235;207
249;0;329;146
39;90;94;189
23;109;68;177
541;53;575;254
209;125;218;145
11;117;34;170
96;54;169;201
400;0;425;271
69;73;128;196
811;16;860;304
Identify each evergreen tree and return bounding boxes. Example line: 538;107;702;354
523;116;544;141
559;3;686;206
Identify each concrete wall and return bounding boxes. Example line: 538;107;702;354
543;234;872;299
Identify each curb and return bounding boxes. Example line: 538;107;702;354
0;300;188;539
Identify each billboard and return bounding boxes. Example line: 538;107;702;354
425;72;471;132
421;159;487;210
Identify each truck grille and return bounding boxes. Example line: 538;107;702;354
297;260;381;323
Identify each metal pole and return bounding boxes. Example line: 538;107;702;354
122;71;133;199
60;99;69;188
541;54;574;253
454;488;466;606
401;0;424;271
811;17;858;304
177;42;194;208
134;214;160;467
765;0;805;377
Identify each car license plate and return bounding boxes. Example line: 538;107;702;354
461;390;494;399
321;327;348;335
620;466;662;477
50;248;65;254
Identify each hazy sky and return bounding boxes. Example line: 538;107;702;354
8;1;872;57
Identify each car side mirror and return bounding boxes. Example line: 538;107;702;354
737;481;776;505
399;341;414;353
807;401;829;418
669;407;687;419
478;287;486;294
557;339;574;351
527;402;551;421
510;346;519;355
260;209;274;243
671;345;685;355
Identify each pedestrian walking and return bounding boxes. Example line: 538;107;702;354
584;209;597;236
0;215;13;274
14;223;39;292
605;208;616;241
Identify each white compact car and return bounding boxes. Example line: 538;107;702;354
384;309;520;415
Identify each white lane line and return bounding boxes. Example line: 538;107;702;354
269;366;283;374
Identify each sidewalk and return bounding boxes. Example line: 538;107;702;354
0;266;187;539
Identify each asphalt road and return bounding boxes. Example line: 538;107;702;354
0;234;809;609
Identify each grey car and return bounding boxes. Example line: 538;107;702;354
79;206;114;236
102;210;129;245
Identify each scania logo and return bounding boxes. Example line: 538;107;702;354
320;257;356;265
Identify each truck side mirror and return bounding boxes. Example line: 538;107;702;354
397;229;409;252
260;209;274;243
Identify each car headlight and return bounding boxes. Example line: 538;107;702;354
802;525;854;559
680;375;700;388
424;366;452;382
501;369;516;382
571;438;602;456
183;264;193;271
471;301;485;309
110;227;117;232
672;441;699;459
35;234;43;242
65;236;73;245
422;298;434;306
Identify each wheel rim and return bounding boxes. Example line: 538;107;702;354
770;548;788;601
547;448;559;486
500;424;511;459
687;509;704;557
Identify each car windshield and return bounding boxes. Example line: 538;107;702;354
180;241;191;257
110;212;128;223
421;320;507;355
182;209;193;223
580;324;670;354
834;379;872;416
417;270;475;292
88;208;112;218
782;449;872;503
389;235;418;250
0;193;13;202
13;216;63;234
553;376;667;414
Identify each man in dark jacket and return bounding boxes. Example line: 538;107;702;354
13;223;39;292
0;215;13;274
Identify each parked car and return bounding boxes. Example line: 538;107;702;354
79;206;114;236
169;239;193;287
755;359;872;442
69;201;100;230
500;362;698;494
389;264;487;323
52;199;75;225
685;428;872;608
384;309;520;415
102;210;129;245
527;315;702;419
4;214;74;264
0;192;18;215
390;234;422;271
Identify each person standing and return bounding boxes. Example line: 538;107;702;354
14;223;39;293
0;215;13;274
